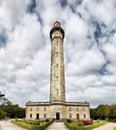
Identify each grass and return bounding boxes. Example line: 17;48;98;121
113;127;116;130
65;121;106;130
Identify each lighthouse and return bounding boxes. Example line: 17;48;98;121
50;21;65;103
26;21;90;121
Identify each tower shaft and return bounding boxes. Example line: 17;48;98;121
50;21;65;103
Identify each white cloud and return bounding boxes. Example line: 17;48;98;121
0;0;29;30
0;0;116;107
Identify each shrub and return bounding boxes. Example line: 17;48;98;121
12;120;52;130
45;119;49;122
67;119;72;123
26;119;33;124
97;119;99;123
105;117;109;122
78;121;84;126
79;120;93;125
112;119;116;122
65;121;106;130
32;120;40;125
15;118;18;122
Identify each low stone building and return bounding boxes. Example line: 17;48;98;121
26;21;90;121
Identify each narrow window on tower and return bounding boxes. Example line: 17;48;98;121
56;40;58;46
57;89;59;94
56;64;58;67
56;52;58;57
57;76;58;78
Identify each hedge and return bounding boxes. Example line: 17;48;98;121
12;120;52;130
64;121;106;130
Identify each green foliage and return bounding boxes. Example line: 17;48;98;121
12;120;52;130
66;119;72;123
0;104;25;119
90;104;116;121
45;118;49;122
72;121;84;126
0;109;6;119
13;120;32;129
65;121;106;130
32;120;40;125
105;117;110;122
77;122;84;126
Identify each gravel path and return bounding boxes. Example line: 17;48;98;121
92;122;116;130
45;122;69;130
0;120;27;130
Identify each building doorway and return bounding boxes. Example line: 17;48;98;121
77;114;79;120
36;113;39;119
56;112;60;120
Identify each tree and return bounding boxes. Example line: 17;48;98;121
0;92;11;105
0;92;25;119
0;104;26;118
0;109;6;119
90;104;116;121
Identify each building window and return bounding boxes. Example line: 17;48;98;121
84;114;86;119
56;64;58;67
30;108;32;111
69;107;72;111
44;113;46;118
30;114;32;118
44;107;46;112
37;107;39;111
76;108;79;111
69;113;72;118
83;108;86;111
57;76;58;78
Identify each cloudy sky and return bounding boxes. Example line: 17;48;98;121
0;0;116;108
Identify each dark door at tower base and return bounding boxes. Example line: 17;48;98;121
56;112;60;120
77;114;79;120
36;113;39;119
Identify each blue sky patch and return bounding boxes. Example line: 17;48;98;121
98;62;109;75
0;34;7;47
27;0;36;13
60;0;67;7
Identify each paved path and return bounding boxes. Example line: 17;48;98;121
46;122;69;130
0;120;27;130
92;122;116;130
